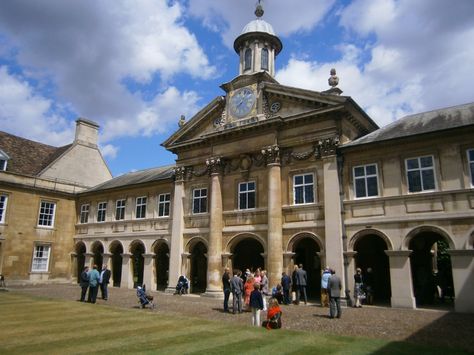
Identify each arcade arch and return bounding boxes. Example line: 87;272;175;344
74;241;86;283
153;240;170;291
189;240;207;294
91;241;104;268
228;234;265;273
130;240;145;288
109;241;123;287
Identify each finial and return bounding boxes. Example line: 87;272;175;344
255;0;264;18
178;115;186;127
328;68;339;88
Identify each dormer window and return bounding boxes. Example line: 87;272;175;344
244;48;252;71
0;149;9;171
261;48;269;71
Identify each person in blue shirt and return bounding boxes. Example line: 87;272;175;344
321;267;332;307
87;264;100;303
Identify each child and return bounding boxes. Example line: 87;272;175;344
262;298;282;329
249;282;263;326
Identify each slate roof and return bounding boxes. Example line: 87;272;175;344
0;131;71;175
84;165;175;193
342;102;474;148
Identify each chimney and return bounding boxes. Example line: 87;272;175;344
75;118;99;147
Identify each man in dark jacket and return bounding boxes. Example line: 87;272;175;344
222;267;231;312
281;272;291;305
328;269;342;318
295;264;308;305
99;265;111;300
230;270;244;314
79;266;89;302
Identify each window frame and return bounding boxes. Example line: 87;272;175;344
293;173;315;205
261;48;269;71
353;163;379;199
192;188;208;214
0;194;8;224
96;201;107;223
79;204;89;224
238;181;256;210
244;48;252;71
468;148;474;187
405;155;437;193
135;196;147;219
115;199;126;221
31;244;51;272
158;193;171;217
37;200;56;228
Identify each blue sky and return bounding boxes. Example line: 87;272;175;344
0;0;473;176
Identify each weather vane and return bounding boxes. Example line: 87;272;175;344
255;0;264;18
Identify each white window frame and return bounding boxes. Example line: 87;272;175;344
135;196;147;219
238;181;256;210
353;164;379;199
79;204;89;224
468;148;474;187
97;201;107;223
115;199;126;221
31;244;51;272
0;194;8;224
293;173;315;205
405;155;437;193
37;201;56;228
158;193;171;217
192;188;208;214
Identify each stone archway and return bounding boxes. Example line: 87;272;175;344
291;234;321;298
154;242;169;291
190;241;207;294
231;237;265;273
409;230;455;306
130;241;145;288
75;242;86;283
354;234;391;303
109;241;123;287
91;241;104;269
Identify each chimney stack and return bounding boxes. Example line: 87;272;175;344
75;118;99;147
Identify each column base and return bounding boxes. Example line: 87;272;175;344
391;296;416;309
165;287;177;294
201;289;224;299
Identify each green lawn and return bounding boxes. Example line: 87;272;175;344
0;292;466;355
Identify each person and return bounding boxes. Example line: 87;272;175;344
254;268;262;284
230;270;244;314
262;298;282;329
271;284;284;304
99;264;111;300
260;270;269;311
244;275;254;310
321;267;331;307
222;267;231;313
291;265;298;304
79;266;89;302
328;269;342;319
365;267;374;305
249;282;264;326
281;272;291;305
87;264;100;303
295;264;308;305
354;268;364;308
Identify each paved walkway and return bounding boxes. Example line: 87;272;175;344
5;284;474;352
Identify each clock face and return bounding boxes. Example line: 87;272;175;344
230;87;256;118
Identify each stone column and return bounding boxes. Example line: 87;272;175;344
142;253;156;291
321;137;345;292
263;145;283;287
385;250;416;308
167;167;186;293
205;157;224;296
448;249;474;313
221;253;232;269
283;252;295;274
120;253;133;289
84;252;93;268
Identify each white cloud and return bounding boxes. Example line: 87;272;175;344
100;144;119;159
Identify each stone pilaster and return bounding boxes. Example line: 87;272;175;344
120;253;133;289
205;157;224;296
283;252;295;274
344;251;357;305
167;167;186;293
142;253;156;291
448;249;474;313
84;252;93;268
70;252;78;283
263;145;283;287
385;250;416;309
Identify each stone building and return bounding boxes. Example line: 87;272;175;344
0;119;111;282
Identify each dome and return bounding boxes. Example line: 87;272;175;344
241;18;276;36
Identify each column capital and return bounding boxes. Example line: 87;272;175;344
343;251;357;259
385;250;412;258
142;253;155;259
447;249;474;257
206;156;224;175
173;166;190;181
261;145;280;165
120;253;132;258
318;136;340;158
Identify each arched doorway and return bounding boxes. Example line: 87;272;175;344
231;237;264;273
409;232;454;306
75;242;86;283
154;242;169;291
293;236;321;298
110;241;123;287
130;241;145;288
91;241;104;269
354;234;391;304
190;241;207;294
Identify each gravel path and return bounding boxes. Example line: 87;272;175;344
5;284;474;353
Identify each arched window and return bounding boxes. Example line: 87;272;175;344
244;48;252;71
261;48;269;71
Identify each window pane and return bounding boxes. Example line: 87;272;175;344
407;159;419;170
248;182;255;190
295;186;303;204
354;167;365;177
408;171;421;192
239;193;246;209
261;48;269;70
367;176;378;196
0;195;7;223
239;183;247;192
304;174;313;184
193;199;199;213
248;191;256;209
304;185;314;203
294;175;303;185
200;197;207;213
420;156;433;168
366;165;376;175
470;162;474;186
355;178;366;198
469;149;474;161
422;170;435;190
244;49;252;70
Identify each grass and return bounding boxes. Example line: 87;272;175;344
0;292;467;355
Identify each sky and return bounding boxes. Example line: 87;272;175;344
0;0;473;177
